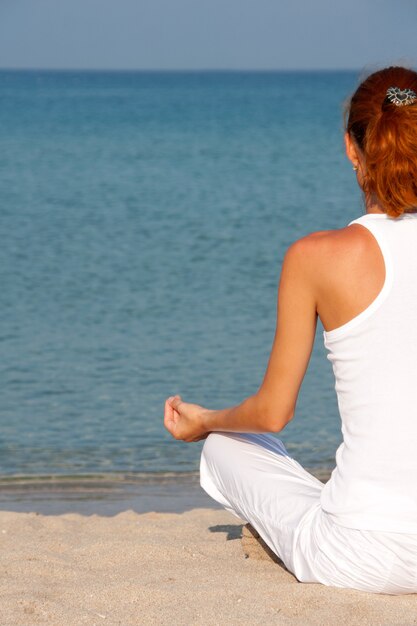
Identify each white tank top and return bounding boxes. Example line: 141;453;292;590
321;212;417;533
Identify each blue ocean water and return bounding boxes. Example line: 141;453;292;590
0;70;362;478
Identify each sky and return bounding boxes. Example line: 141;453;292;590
0;0;416;71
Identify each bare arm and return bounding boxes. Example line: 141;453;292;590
164;237;318;441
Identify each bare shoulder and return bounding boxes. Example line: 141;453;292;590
282;223;385;330
283;224;377;279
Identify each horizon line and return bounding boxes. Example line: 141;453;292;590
0;66;362;73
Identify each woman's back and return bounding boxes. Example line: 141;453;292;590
320;212;417;532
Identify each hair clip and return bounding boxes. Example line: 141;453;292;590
385;86;417;107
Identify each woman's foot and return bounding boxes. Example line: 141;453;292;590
241;523;283;565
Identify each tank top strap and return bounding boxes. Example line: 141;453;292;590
323;214;395;342
348;213;394;300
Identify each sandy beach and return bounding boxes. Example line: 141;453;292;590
1;507;416;626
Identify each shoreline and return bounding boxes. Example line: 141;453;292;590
0;468;332;515
0;472;214;515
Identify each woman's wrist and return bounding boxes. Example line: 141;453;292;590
198;395;277;434
201;401;248;432
200;408;217;433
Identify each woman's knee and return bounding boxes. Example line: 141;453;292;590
201;432;225;463
202;431;286;466
201;432;248;469
200;432;248;484
199;433;235;507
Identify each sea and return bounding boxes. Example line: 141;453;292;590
0;70;364;507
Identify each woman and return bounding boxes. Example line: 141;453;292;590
164;66;417;594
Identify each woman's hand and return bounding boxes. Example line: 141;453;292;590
164;395;211;442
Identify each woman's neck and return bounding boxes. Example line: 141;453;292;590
365;199;386;215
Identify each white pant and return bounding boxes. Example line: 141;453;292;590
200;432;417;595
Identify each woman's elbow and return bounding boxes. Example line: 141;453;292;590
260;402;295;433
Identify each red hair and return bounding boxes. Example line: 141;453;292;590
346;66;417;217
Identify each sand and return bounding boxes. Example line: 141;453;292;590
0;508;415;626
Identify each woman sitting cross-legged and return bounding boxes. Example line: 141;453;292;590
164;66;417;595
